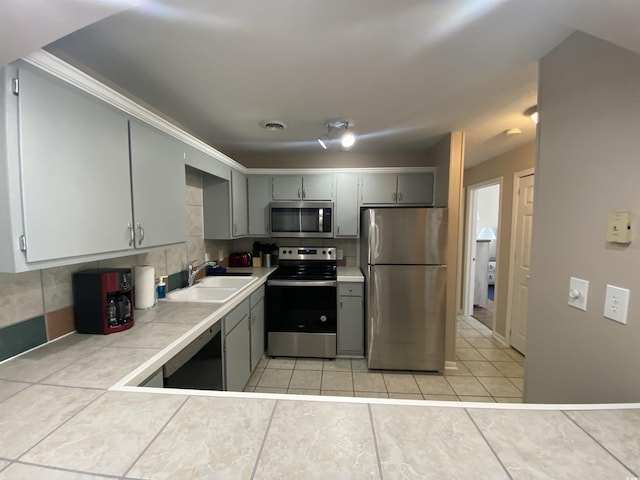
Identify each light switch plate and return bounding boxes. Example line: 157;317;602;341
568;277;589;311
604;284;630;324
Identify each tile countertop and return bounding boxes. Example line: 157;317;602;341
337;266;364;282
0;269;639;478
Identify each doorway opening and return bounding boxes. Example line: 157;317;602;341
463;180;501;331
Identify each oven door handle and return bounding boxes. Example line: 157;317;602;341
267;280;337;287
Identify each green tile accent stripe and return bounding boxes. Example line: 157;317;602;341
167;271;188;292
0;315;47;362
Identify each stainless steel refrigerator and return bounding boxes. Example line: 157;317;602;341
360;208;447;371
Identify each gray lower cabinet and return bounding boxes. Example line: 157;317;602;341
224;298;251;392
250;286;266;370
337;282;364;356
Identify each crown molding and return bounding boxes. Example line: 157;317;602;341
21;50;439;177
23;50;244;172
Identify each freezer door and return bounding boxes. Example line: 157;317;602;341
366;265;446;371
362;208;447;265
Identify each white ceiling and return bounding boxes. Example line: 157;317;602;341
5;0;640;167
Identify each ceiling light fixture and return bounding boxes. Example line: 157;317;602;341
524;106;538;125
317;119;356;150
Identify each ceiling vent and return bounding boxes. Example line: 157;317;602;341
261;121;286;131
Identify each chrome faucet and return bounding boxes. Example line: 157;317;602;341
187;260;218;286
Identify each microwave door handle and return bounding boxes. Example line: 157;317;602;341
319;208;323;233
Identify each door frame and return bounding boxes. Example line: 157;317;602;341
462;177;502;317
505;167;535;348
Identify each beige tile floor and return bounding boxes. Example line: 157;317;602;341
245;315;525;403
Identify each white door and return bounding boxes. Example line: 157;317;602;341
510;173;534;354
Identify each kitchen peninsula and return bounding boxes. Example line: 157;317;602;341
0;268;637;479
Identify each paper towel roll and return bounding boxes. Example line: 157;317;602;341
135;265;155;309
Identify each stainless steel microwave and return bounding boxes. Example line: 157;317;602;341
269;202;333;238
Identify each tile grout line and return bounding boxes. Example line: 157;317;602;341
367;404;385;480
121;394;190;478
10;459;122;479
15;390;108;462
463;408;514;480
561;410;638;477
249;398;279;480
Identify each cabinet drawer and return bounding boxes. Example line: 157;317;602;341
338;283;363;297
250;285;265;308
224;298;250;334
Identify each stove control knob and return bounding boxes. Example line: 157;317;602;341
320;315;327;322
327;250;332;255
322;250;326;254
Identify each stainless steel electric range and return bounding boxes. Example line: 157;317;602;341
266;246;337;359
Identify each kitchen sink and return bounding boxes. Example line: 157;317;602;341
163;275;258;303
164;287;239;303
196;276;257;288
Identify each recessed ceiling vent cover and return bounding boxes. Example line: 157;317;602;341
261;121;286;131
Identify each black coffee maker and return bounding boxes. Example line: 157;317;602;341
72;268;134;334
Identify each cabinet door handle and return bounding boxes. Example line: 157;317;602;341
398;192;403;202
303;187;306;199
136;222;144;245
297;187;301;199
127;223;134;247
233;223;237;235
340;299;343;309
337;224;340;235
392;192;397;202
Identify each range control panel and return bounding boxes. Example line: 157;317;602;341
279;246;336;261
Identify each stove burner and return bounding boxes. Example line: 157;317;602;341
271;246;337;281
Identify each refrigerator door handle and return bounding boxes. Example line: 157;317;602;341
373;222;380;263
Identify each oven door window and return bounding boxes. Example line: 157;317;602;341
267;285;337;333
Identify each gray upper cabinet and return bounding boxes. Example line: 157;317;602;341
0;62;190;272
231;170;248;237
129;120;187;248
184;144;230;180
203;168;248;239
271;174;333;201
361;172;434;206
17;65;133;263
248;175;270;236
335;174;359;237
397;173;434;205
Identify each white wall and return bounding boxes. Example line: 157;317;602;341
476;184;499;258
525;32;640;403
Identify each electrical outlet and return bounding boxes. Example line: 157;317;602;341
604;284;630;324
